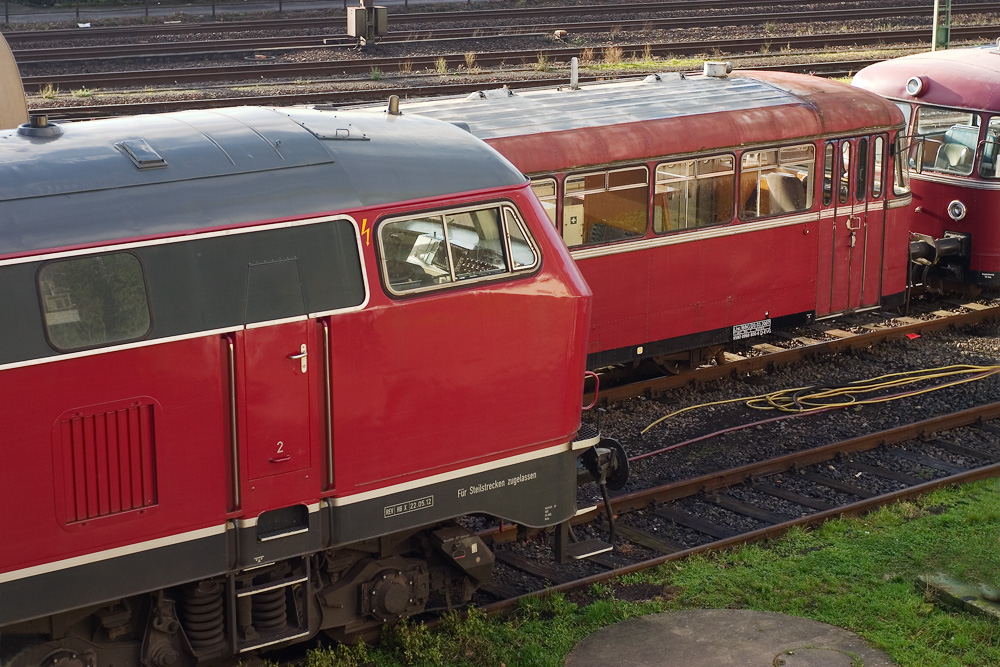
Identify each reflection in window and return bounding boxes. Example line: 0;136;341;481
654;155;734;232
530;178;558;225
39;253;151;351
914;107;979;175
739;144;815;218
380;204;538;294
562;167;648;247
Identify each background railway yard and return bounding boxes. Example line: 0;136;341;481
2;0;999;115
6;1;1000;666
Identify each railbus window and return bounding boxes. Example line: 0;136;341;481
739;144;815;218
38;252;152;351
379;203;538;295
856;137;868;202
839;142;851;205
654;155;735;232
562;166;648;247
893;135;910;195
530;178;558;225
895;102;913;135
913;106;979;176
822;143;835;206
872;136;885;198
979;117;1000;179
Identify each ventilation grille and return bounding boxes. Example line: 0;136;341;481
60;401;157;523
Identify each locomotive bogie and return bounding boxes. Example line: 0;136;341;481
400;68;912;369
0;106;599;665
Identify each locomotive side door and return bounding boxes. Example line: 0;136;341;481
241;260;314;506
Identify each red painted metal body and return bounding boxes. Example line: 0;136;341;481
422;71;910;366
854;47;1000;285
0;186;587;576
0;106;597;654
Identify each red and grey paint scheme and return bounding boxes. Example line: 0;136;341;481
854;45;1000;289
398;68;912;369
0;105;617;665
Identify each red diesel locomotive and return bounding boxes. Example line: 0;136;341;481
402;66;913;369
853;44;1000;291
0;105;621;667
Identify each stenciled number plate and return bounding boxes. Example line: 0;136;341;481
732;318;772;341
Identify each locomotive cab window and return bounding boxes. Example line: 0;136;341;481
739;144;815;219
913;107;979;176
38;252;151;351
379;204;538;295
562;167;648;247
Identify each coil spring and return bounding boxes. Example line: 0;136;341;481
251;588;288;633
182;583;226;652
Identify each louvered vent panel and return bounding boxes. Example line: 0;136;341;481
61;402;157;523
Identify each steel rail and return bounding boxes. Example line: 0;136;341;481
588;303;1000;405
25;24;1000;93
481;401;1000;611
3;0;981;43
12;4;1000;64
27;56;875;119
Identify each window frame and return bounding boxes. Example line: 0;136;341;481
561;165;650;248
530;177;559;226
653;153;736;233
37;250;153;353
738;143;816;220
377;201;540;297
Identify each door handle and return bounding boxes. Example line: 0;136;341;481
288;344;307;373
846;214;862;231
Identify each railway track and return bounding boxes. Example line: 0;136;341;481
25;57;880;119
10;3;1000;64
22;22;1000;117
475;400;1000;611
5;0;996;45
590;297;1000;404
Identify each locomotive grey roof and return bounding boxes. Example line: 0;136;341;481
391;72;799;139
0;106;526;256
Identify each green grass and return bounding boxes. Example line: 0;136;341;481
306;479;1000;666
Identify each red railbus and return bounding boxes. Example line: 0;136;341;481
854;45;1000;290
404;67;912;369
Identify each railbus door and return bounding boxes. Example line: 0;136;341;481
241;259;314;510
822;137;884;314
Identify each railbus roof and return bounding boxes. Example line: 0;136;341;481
395;69;903;174
853;45;1000;113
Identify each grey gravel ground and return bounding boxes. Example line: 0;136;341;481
594;317;1000;498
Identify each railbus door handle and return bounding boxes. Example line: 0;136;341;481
288;344;307;373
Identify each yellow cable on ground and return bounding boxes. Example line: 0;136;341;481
642;364;1000;434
